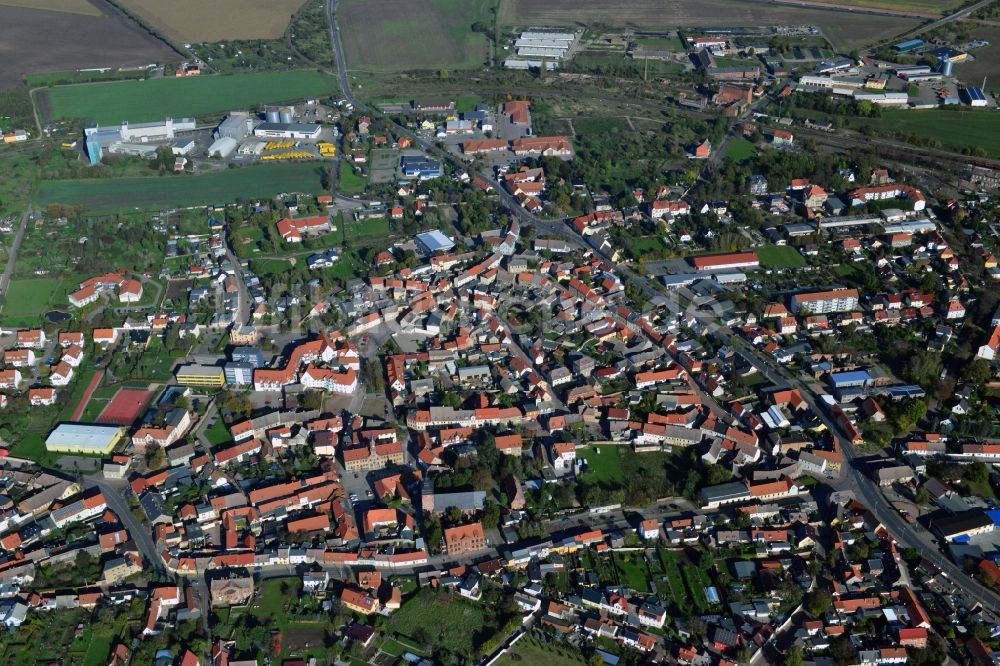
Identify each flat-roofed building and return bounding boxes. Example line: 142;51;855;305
175;365;225;388
45;424;125;455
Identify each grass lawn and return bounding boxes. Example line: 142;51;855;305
725;138;757;163
1;277;64;327
339;160;368;196
327;249;366;281
204;418;232;446
855;109;1000;157
578;445;625;486
757;244;807;268
38;163;329;213
9;432;48;464
613;552;651;593
494;637;587;666
388;588;487;656
456;94;482;113
574;116;632;135
41;70;336;124
635;36;684;50
251;257;295;276
343;217;390;242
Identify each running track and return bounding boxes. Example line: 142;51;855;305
70;369;104;422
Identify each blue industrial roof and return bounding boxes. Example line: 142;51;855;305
964;87;987;102
829;370;872;386
894;39;923;50
987;509;1000;527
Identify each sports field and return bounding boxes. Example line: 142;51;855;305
39;70;336;124
97;389;153;426
339;0;493;71
118;0;307;43
37;163;328;213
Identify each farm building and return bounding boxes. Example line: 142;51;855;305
45;424;125;455
962;87;988;107
893;39;923;53
208;137;239;159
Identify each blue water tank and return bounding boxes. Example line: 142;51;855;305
940;58;954;76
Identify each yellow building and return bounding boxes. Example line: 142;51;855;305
175;364;225;388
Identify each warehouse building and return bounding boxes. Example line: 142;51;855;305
252;122;322;140
45;424;125;455
962;86;988;107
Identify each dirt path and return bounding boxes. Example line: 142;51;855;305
70;368;105;421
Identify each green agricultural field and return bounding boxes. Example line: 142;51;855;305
339;0;493;71
40;70;336;124
578;445;625;485
757;244;807;268
37;163;328;213
855;109;1000;157
725;138;757;163
1;277;65;326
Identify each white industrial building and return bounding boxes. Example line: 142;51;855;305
506;29;576;70
252;122;322;140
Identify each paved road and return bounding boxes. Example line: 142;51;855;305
84;476;166;575
0;207;31;300
224;230;250;326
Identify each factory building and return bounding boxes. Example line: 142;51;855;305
84;117;196;165
215;111;256;141
252;122;322;140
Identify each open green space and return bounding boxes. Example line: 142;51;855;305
494;636;587;666
388;587;488;657
40;70;336;124
854;109;1000;158
37;163;328;213
343;217;391;242
757;244;807;268
578;445;625;486
251;257;295;276
613;551;651;593
339;160;368;196
204;417;232;446
724;138;757;163
1;277;65;327
456;94;482;113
